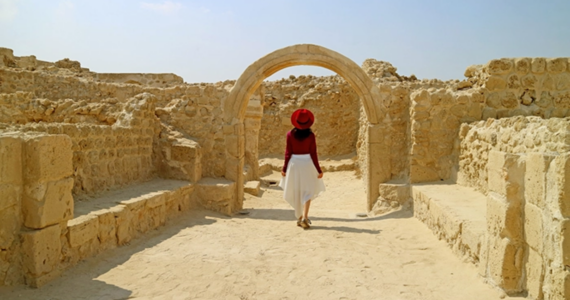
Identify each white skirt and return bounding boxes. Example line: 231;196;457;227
279;154;326;219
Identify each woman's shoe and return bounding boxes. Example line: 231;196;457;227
297;218;303;227
301;218;311;229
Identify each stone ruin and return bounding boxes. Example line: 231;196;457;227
0;44;569;298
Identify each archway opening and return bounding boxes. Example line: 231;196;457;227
223;44;389;214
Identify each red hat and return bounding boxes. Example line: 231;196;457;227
291;109;314;129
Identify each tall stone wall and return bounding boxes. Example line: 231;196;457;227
257;75;361;158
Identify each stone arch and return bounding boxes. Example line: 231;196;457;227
222;44;389;215
223;44;385;124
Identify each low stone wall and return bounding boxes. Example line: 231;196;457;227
0;131;198;287
451;116;570;298
457;117;570;194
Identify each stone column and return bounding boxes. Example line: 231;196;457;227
244;99;263;181
224;119;244;214
481;151;525;294
543;153;570;300
366;123;391;211
20;133;74;287
524;153;555;299
0;134;23;286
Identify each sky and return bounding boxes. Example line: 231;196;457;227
1;0;569;83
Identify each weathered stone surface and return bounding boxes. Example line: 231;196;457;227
244;181;261;196
525;248;544;300
487;58;513;75
525;153;555;208
22;177;74;229
0;136;22;185
21;225;61;277
524;203;543;252
22;134;73;183
487;237;523;293
89;209;117;249
67;214;99;248
486;193;522;242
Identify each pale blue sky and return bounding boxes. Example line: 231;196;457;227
1;0;569;83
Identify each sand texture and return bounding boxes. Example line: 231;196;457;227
0;171;513;300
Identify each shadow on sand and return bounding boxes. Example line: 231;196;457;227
0;209;220;300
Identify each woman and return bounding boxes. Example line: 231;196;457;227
279;108;325;229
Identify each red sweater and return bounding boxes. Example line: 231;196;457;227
282;130;322;174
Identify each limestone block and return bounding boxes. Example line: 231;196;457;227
22;177;74;229
482;107;497;120
547;154;570;218
525;248;544;300
514;58;531;74
0;183;20;212
478;234;489;277
521;74;538;89
368;124;385;144
507;74;520;89
0;202;19;249
486;76;507;91
225;134;244;159
532;58;546;74
542;74;555;90
110;205;131;246
22;134;73;183
146;193;166;229
524;203;543;252
244;181;261;196
196;178;235;215
0;136;22;185
67;215;99;248
562;219;570;266
225;156;244;182
121;196;148;235
487;59;513;75
89;209;116;249
378;182;410;205
410;164;439;183
21;224;61;278
487;151;524;199
171;142;201;162
546;58;567;74
487;193;522;242
525;153;555;208
487;237;523;293
411;89;431;105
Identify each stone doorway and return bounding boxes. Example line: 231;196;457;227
222;44;390;213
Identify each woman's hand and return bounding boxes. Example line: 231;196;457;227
318;172;324;179
281;171;286;177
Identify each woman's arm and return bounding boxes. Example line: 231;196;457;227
309;133;323;175
282;131;293;174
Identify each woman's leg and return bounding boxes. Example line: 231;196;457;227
303;200;311;220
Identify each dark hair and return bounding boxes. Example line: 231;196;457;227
292;128;312;140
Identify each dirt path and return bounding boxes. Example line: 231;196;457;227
1;171;512;300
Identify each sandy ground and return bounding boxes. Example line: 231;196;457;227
0;171;514;300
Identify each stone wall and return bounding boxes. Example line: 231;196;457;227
0;131;197;286
257;75;361;158
457;117;570;194
0;93;159;197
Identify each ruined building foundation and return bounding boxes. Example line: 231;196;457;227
0;45;570;299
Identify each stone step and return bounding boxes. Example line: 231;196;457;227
412;181;487;264
244;181;261;196
195;177;236;215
